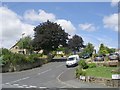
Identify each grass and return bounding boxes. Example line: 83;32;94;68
85;66;118;78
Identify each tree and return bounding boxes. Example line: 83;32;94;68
32;20;69;54
99;44;107;55
68;35;84;52
83;43;94;56
17;36;33;50
17;36;33;54
79;43;94;58
99;44;116;56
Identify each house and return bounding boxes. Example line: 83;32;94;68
9;40;27;54
10;40;43;55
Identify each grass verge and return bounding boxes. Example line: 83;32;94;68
85;66;118;78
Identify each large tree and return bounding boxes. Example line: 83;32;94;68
68;34;84;52
32;20;69;54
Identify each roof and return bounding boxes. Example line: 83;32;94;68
9;39;21;50
68;55;79;58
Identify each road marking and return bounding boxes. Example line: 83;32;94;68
56;64;64;68
22;85;28;87
13;84;19;86
5;83;10;85
39;87;47;88
5;77;30;84
38;69;52;75
29;85;37;88
56;70;78;88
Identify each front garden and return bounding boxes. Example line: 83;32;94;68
75;59;119;79
75;59;120;87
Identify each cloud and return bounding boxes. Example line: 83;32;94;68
24;9;76;35
1;7;76;48
79;23;98;32
0;6;34;48
111;0;119;7
24;9;56;22
103;13;118;31
55;19;76;36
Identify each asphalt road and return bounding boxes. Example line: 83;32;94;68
2;60;109;88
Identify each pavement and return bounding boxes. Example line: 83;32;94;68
1;60;110;88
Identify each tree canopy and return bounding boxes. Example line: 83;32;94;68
32;20;69;54
83;43;94;55
98;43;115;55
17;36;32;50
68;34;84;52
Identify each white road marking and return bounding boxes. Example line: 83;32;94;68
29;85;37;88
22;85;28;87
38;69;52;75
5;77;30;84
13;84;19;86
2;83;39;88
39;87;47;88
56;70;78;88
5;83;10;85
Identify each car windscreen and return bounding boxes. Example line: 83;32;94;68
67;57;75;61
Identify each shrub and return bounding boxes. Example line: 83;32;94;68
75;67;86;78
78;60;88;69
88;63;96;68
111;68;120;74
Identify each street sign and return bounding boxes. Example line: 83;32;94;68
112;74;120;79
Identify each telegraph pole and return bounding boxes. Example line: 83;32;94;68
22;33;25;54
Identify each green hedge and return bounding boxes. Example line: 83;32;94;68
78;60;88;69
75;67;86;78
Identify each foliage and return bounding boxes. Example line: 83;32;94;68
98;43;115;55
82;43;94;56
75;67;86;78
88;63;96;68
111;68;120;74
2;48;27;65
17;36;33;50
84;43;94;55
32;20;69;54
92;54;98;58
78;60;88;69
68;34;84;52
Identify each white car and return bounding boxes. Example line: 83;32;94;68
66;55;80;67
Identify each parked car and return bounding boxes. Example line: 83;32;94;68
94;55;104;61
82;53;90;59
66;55;80;67
108;53;119;60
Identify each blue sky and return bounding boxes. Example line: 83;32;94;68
1;2;118;50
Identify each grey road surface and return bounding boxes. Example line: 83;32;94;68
2;60;109;88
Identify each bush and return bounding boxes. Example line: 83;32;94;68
75;67;86;78
78;60;88;69
111;68;120;74
88;63;96;68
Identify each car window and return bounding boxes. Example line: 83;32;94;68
68;57;75;61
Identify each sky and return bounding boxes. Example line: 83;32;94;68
0;1;119;51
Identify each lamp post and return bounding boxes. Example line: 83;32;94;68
22;33;25;54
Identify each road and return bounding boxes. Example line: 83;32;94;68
2;60;109;88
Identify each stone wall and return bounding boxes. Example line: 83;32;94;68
79;76;120;87
1;58;47;73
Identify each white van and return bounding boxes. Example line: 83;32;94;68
66;55;80;67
